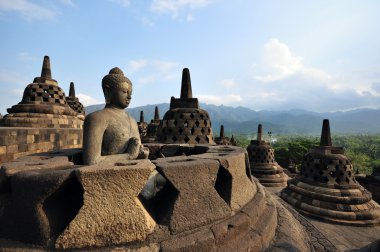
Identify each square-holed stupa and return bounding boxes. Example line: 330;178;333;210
281;119;380;226
0;56;84;128
157;68;213;144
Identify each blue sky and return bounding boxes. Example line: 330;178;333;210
0;0;379;115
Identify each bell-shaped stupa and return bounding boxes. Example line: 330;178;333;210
157;68;213;144
281;119;380;226
214;125;233;145
0;56;83;128
247;124;288;187
142;106;161;143
137;111;148;139
66;82;85;117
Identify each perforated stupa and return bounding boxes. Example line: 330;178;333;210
142;106;161;143
281;119;380;226
214;125;234;146
247;124;288;187
0;56;83;128
65;82;85;117
157;68;213;144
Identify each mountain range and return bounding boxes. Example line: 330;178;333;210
85;103;380;135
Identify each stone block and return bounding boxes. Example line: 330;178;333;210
56;159;156;249
6;145;18;154
160;229;216;252
1;155;74;177
211;212;251;244
0;146;6;155
154;156;231;234
0;168;78;245
197;151;256;211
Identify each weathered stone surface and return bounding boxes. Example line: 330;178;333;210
56;160;155;248
154;156;231;233
0;127;83;163
197;151;256;211
55;159;156;249
0;155;74;193
269;200;312;252
160;229;216;252
0;167;78;245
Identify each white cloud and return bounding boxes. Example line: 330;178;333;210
153;60;177;73
253;38;303;82
128;59;148;72
246;38;380;111
0;0;56;20
128;59;179;85
76;93;103;107
221;79;236;88
150;0;210;18
198;94;242;105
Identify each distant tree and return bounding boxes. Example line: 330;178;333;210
274;146;289;168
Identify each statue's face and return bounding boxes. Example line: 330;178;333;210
109;81;132;109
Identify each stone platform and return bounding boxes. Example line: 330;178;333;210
0;145;311;251
269;186;380;252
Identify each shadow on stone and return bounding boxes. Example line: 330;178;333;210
138;175;179;226
214;167;232;205
42;173;84;241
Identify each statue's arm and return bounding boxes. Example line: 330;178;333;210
83;113;107;165
129;115;149;159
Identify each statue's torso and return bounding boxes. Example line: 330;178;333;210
101;108;138;155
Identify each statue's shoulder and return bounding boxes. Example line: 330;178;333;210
125;111;137;124
84;109;110;125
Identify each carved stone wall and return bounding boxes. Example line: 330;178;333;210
0;127;82;163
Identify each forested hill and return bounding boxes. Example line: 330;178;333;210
85;103;380;134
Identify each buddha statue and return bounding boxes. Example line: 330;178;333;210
83;67;148;165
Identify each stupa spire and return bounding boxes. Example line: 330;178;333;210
257;124;263;141
220;125;225;138
180;68;192;99
320;119;332;146
69;82;76;98
140;111;145;123
154;106;160;120
41;55;52;79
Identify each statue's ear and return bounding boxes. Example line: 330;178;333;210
104;84;111;104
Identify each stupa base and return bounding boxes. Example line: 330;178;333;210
0;113;84;128
281;178;380;226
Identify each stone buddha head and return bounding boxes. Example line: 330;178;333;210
102;67;132;109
